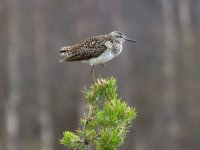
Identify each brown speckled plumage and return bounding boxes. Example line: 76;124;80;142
59;31;136;66
59;34;112;62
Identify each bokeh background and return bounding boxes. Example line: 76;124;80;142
1;0;200;150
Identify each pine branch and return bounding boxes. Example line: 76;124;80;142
60;77;137;150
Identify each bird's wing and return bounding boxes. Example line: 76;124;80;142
66;48;105;61
60;35;111;62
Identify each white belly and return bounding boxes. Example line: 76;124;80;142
82;50;115;65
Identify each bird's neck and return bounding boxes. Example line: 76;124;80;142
112;39;122;44
112;42;123;56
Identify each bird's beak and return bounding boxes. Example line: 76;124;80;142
123;37;136;42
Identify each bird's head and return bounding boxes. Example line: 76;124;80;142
110;31;136;43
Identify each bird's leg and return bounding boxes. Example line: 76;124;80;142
100;63;105;68
91;65;96;82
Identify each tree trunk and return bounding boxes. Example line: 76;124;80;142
159;0;179;149
178;0;200;130
178;0;199;99
34;1;54;150
5;0;21;150
179;0;194;44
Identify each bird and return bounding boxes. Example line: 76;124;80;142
59;31;136;80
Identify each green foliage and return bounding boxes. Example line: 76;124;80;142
60;77;137;150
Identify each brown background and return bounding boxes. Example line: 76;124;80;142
0;0;200;150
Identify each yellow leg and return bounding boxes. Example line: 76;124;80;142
91;65;96;82
100;63;105;68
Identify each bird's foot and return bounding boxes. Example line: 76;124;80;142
100;63;105;68
91;65;96;82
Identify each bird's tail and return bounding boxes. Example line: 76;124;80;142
59;57;68;62
59;46;70;56
59;46;75;62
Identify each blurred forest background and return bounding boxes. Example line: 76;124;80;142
0;0;200;150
